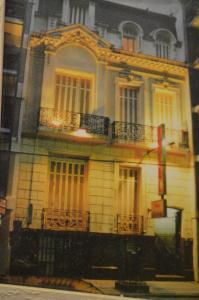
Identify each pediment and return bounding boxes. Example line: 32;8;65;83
30;24;112;54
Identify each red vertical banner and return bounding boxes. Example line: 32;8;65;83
158;124;166;196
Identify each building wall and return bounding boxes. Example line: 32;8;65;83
9;136;194;240
3;0;197;279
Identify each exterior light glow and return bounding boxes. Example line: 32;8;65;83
51;119;63;128
73;128;91;138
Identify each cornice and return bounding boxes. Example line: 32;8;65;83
30;24;187;78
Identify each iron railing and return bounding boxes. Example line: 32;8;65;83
15;208;90;232
42;208;90;232
117;214;144;235
39;108;109;136
112;122;155;143
112;121;189;149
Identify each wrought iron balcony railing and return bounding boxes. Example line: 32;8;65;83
112;122;155;144
112;121;189;149
39;108;109;136
43;208;90;232
117;214;144;235
14;207;90;232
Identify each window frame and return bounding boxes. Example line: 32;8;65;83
152;84;181;131
121;22;142;53
115;163;141;219
153;29;176;60
69;1;89;25
54;69;95;115
115;77;144;124
47;157;88;212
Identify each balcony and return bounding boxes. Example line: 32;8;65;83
112;122;189;150
39;108;109;138
15;207;90;232
112;122;154;144
43;209;90;232
117;214;144;235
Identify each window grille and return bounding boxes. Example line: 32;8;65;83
48;159;86;211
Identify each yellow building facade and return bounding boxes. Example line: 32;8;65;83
2;23;196;280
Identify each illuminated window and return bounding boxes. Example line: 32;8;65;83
48;159;86;211
154;91;177;129
4;21;23;48
122;23;141;52
119;86;139;123
69;1;88;25
118;167;138;216
156;31;171;59
55;74;91;114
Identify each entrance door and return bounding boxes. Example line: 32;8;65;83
154;208;182;274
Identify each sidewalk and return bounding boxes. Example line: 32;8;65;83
86;280;199;298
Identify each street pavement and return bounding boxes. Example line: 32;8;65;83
0;284;145;300
87;280;199;298
1;281;199;300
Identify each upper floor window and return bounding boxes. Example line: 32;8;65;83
69;0;89;25
155;31;171;59
154;88;180;133
122;22;141;53
119;86;139;123
55;73;91;114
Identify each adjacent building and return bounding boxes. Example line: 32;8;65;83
0;0;197;280
183;0;199;281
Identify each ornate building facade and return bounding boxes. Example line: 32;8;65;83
0;0;197;280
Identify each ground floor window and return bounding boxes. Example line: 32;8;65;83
48;159;86;211
117;167;140;234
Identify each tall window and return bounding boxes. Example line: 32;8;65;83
119;86;139;123
55;73;91;114
70;1;88;25
154;91;177;129
48;159;86;211
118;167;138;216
156;31;171;59
122;23;140;52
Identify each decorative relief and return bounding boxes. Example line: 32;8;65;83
43;208;89;232
30;25;187;77
117;214;143;234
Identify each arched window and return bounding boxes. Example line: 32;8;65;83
155;31;171;59
122;22;141;53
